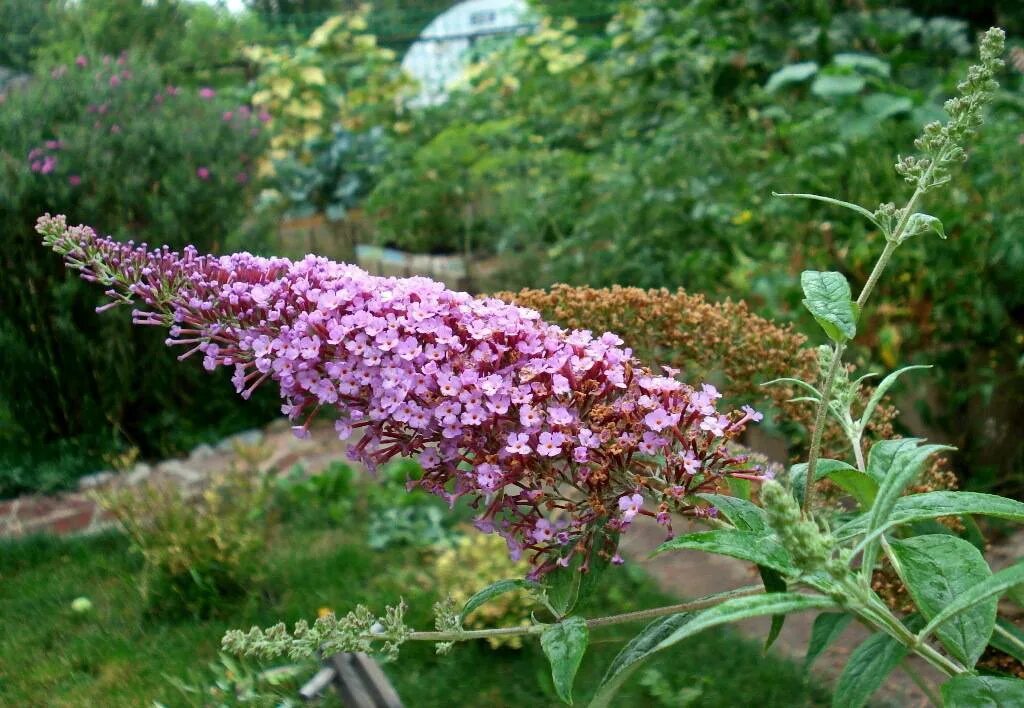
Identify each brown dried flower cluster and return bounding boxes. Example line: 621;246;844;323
496;284;897;460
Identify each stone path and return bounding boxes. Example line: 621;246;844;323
2;421;1022;705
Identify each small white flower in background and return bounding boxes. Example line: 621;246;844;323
71;597;93;614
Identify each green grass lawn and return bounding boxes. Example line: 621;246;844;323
0;521;830;706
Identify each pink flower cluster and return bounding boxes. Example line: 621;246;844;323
38;215;766;577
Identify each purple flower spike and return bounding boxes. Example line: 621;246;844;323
37;214;761;577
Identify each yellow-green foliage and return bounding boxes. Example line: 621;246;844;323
433;531;534;649
245;3;410;174
95;465;270;618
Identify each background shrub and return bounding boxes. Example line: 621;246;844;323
96;465;270;619
0;52;276;497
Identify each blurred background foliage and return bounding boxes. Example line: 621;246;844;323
1;0;1022;496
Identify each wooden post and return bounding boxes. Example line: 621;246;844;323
298;652;403;707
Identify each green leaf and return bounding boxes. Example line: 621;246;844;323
991;619;1024;664
862;439;953;573
541;616;588;705
759;565;787;650
804;613;853;672
653;593;838;653
800;270;857;342
697;494;768;532
918;561;1024;645
591;613;696;708
825;469;880;509
764;62;819;92
812;73;867;98
941;674;1024;707
835;491;1024;542
591;587;767;707
772;192;879;226
653;530;796;575
460;579;536;624
902;212;946;241
833;53;891;77
786;459;868;510
833;633;908;708
862;92;913;120
545;564;582;618
728;476;752;501
890;535;996;666
858;365;931;434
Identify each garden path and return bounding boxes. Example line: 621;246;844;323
2;420;1021;706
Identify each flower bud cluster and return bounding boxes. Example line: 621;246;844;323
40;214;762;576
761;480;835;573
896;28;1004;191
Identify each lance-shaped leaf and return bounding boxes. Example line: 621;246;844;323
653;529;796;575
941;675;1024;707
697;493;768;533
918;561;1024;645
545;563;582;618
541;616;588;705
889;534;996;666
804;613;853;672
991;619;1024;664
861;439;953;574
800;270;858;343
590;612;695;708
772;192;879;226
835;491;1024;543
857;365;931;433
833;633;908;708
789;459;872;508
592;593;835;707
652;593;837;654
759;565;787;650
590;586;767;707
459;578;537;624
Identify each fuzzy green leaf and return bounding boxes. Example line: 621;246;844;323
541;616;588;705
771;193;878;226
800;270;857;342
835;491;1024;543
862;439;953;573
697;494;768;532
902;212;946;241
804;613;853;672
941;674;1024;707
652;594;837;654
918;561;1024;645
991;619;1024;664
786;459;868;510
545;563;582;618
759;565;787;650
459;579;536;624
833;633;908;708
590;612;696;708
890;535;996;666
653;530;796;575
858;365;931;434
591;587;769;707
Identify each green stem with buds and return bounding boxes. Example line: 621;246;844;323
397;585;766;644
801;155;940;511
